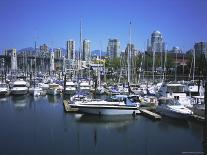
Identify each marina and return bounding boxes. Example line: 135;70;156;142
0;0;207;154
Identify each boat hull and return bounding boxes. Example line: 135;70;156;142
47;89;61;95
156;107;192;119
64;89;76;95
11;89;28;95
71;104;140;115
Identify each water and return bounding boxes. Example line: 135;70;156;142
0;95;204;155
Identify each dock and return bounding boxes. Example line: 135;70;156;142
140;109;162;120
63;100;79;112
191;114;205;122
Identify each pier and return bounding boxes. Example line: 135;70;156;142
63;100;79;112
139;109;162;120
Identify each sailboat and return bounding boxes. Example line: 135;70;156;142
29;42;43;97
96;50;105;95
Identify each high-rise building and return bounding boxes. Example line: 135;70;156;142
5;49;17;71
83;39;90;61
40;44;48;53
54;48;62;59
125;43;136;57
10;49;17;71
50;50;55;72
194;42;207;58
151;31;165;53
66;40;75;60
107;39;120;60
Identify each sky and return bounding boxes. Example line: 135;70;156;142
0;0;207;53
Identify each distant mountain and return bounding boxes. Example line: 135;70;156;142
18;47;35;52
17;47;105;57
18;47;67;54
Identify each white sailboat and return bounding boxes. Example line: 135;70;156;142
29;42;43;97
96;50;105;95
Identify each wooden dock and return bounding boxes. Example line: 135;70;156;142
140;109;162;120
63;100;79;112
191;115;205;122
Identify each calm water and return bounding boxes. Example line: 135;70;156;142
0;95;204;155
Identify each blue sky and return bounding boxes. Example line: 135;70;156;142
0;0;207;53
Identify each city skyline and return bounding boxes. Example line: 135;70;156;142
0;0;207;53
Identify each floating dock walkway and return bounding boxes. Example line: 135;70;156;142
191;114;205;122
63;100;79;112
139;109;162;120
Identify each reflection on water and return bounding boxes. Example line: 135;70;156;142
0;95;204;155
75;114;137;129
11;95;30;109
76;114;138;129
47;95;62;104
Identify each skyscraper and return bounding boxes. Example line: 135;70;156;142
54;48;62;59
107;39;120;60
125;43;136;57
194;42;207;57
10;49;17;71
151;31;164;53
83;39;90;61
66;40;75;60
39;44;49;57
50;50;55;72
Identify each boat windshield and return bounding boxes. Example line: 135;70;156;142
13;85;26;87
105;96;124;102
0;84;7;87
167;85;185;93
160;99;180;106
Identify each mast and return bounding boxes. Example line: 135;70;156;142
79;20;83;77
163;44;167;81
34;42;37;87
152;48;155;83
175;49;177;81
182;50;185;79
127;22;131;84
193;48;195;81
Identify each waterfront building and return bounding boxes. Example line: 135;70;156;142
40;44;49;55
125;43;136;57
194;42;207;58
83;39;90;62
66;40;75;60
50;50;55;72
151;31;165;53
55;48;62;59
107;39;120;60
5;49;17;71
169;47;182;53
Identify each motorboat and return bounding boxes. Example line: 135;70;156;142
156;97;193;119
158;82;192;107
0;82;9;96
190;96;205;117
47;83;62;95
79;80;91;92
95;86;105;95
70;94;140;115
64;81;77;95
29;84;43;97
10;79;28;95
